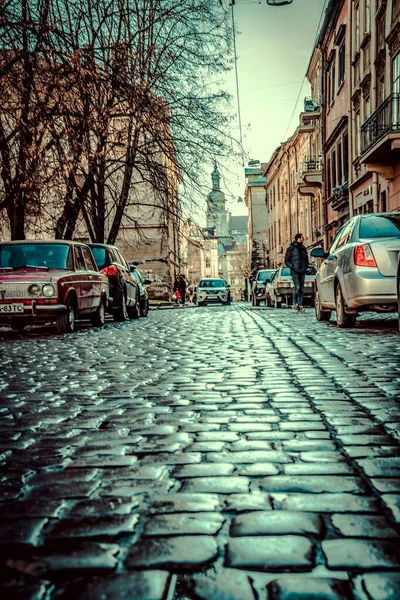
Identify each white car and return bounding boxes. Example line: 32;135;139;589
196;278;231;306
267;266;317;308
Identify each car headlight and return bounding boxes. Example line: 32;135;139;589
29;284;41;297
42;284;56;297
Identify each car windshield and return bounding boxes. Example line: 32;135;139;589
90;246;109;269
199;279;226;288
281;267;291;277
0;243;71;270
359;215;400;239
257;270;275;282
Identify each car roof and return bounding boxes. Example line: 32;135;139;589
0;240;78;246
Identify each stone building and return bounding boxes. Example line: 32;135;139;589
244;165;268;272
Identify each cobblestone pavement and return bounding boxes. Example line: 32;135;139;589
1;305;400;600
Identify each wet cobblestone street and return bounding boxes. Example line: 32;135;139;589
1;304;400;599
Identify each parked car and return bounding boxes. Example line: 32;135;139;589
267;265;317;308
311;212;400;328
88;244;140;321
196;278;230;306
129;265;151;317
0;240;108;334
251;269;276;306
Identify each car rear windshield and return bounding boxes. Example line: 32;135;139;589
359;215;400;239
199;279;226;288
257;270;275;282
0;243;71;270
281;267;291;276
90;246;109;269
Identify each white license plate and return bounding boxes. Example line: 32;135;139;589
304;283;313;287
0;303;24;313
208;295;218;299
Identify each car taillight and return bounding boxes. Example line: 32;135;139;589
354;244;377;267
277;282;290;288
101;265;118;276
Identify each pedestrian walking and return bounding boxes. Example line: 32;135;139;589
173;273;180;304
284;233;309;312
178;274;187;304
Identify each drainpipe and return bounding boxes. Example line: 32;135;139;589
321;49;329;251
294;144;299;233
373;171;379;212
348;0;354;217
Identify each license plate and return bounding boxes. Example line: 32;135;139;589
0;303;24;313
208;295;218;299
304;283;313;287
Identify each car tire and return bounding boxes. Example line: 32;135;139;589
91;296;106;327
335;284;356;328
196;301;204;307
127;298;141;319
57;297;76;334
255;298;260;306
140;297;149;317
274;297;282;309
113;291;128;322
315;290;331;322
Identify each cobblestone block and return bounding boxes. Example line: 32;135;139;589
266;577;354;600
0;576;51;600
189;442;226;452
101;465;169;480
207;451;292;464
331;514;398;538
0;498;65;518
224;492;272;512
322;539;400;569
371;478;400;493
149;493;222;513
299;452;346;463
67;498;139;517
238;463;280;476
338;434;396;446
381;495;400;523
66;456;138;468
143;512;225;536
173;463;235;478
125;535;218;570
280;422;327;432
181;476;250;494
357;457;400;477
183;569;256;600
5;542;120;574
229;440;273;451
228;423;273;432
246;432;295;440
355;573;400;600
0;518;47;545
262;476;365;494
226;535;313;570
196;432;240;441
282;440;336;452
143;452;202;465
46;514;139;540
101;479;174;497
230;511;323;536
58;570;172;600
278;493;379;513
28;480;100;499
28;468;99;485
283;463;353;475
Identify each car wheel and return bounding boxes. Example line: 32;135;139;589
335;284;356;328
255;298;260;306
113;291;128;322
274;297;282;309
140;297;149;317
57;297;76;334
315;290;331;322
196;300;204;307
91;296;106;327
127;297;141;319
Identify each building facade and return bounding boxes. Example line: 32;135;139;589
244;165;268;272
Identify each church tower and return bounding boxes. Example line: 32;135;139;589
206;164;229;238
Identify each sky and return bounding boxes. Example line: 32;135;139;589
214;0;327;219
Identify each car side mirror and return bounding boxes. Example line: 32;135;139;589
226;284;230;288
310;247;327;259
144;279;151;285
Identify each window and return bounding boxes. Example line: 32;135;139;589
332;149;337;189
90;246;108;269
331;59;336;101
343;132;349;182
365;0;370;34
356;111;361;156
338;40;345;87
82;246;96;271
355;4;360;52
205;258;211;268
365;96;371;120
337;141;343;184
74;246;86;270
360;215;400;238
335;220;354;249
394;52;400;94
326;157;332;198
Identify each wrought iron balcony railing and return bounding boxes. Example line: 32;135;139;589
361;93;400;155
301;156;322;173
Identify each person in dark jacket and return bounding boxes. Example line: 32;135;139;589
284;233;309;312
178;274;187;304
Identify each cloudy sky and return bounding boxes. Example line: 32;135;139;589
218;0;327;218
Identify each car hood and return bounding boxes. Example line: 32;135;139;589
198;287;227;292
0;269;68;283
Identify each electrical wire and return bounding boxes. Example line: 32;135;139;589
231;1;245;166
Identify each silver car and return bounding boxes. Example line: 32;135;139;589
251;269;277;306
311;212;400;327
267;266;316;308
196;278;231;306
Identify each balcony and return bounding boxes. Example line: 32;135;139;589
331;184;349;213
297;156;323;194
361;93;400;164
300;96;322;124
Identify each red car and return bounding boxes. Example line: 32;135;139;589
0;240;109;334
